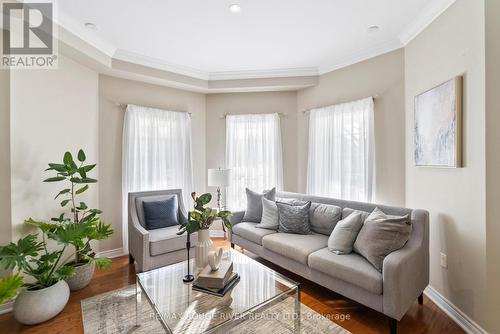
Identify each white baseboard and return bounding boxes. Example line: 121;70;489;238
97;247;127;259
424;286;488;334
0;299;14;315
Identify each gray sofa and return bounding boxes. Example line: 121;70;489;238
128;189;196;272
229;191;429;334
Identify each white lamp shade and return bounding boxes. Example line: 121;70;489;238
208;168;231;187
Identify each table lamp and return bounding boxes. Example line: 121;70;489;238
207;168;231;211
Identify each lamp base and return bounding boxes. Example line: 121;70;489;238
183;274;194;283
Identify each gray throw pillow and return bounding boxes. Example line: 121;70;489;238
342;207;371;222
256;197;279;230
242;188;276;223
276;201;312;234
328;212;363;254
353;208;411;272
310;203;342;235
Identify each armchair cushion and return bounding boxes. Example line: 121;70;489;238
143;196;179;230
149;225;193;256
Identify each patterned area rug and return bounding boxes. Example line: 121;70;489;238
81;285;351;334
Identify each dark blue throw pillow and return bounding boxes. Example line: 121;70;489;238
143;197;178;230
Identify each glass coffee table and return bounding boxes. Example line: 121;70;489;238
136;249;300;333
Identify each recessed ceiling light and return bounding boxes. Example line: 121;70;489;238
367;25;380;33
84;22;98;30
229;4;241;13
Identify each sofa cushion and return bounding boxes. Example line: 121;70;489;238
310;203;342;235
149;225;193;256
256;197;279;230
262;233;328;264
143;197;179;230
136;194;178;227
308;248;383;295
353;208;411;272
242;188;276;223
232;222;277;245
277;201;312;235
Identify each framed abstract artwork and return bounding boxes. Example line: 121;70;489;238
414;76;463;168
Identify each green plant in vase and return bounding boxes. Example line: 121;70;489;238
36;149;114;290
178;192;232;270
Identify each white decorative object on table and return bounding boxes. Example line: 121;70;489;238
195;229;214;270
208;248;224;271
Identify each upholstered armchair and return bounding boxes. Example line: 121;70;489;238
128;189;196;272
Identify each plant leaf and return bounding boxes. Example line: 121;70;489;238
54;188;70;199
82;164;96;173
81;178;97;183
70;177;83;183
60;199;70;207
77;149;86;162
0;274;23;304
75;185;88;195
63;152;74;166
43;176;65;182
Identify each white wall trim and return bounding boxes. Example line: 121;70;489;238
424;286;488;334
399;0;457;45
97;247;127;259
208;67;319;81
0;299;14;315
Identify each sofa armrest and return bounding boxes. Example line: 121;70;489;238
382;209;429;320
229;210;245;226
128;212;150;270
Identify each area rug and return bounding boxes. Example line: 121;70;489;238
81;285;351;334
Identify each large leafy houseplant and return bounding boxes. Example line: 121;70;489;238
177;192;233;235
41;149;113;268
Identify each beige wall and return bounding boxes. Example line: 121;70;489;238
98;75;206;251
485;0;500;332
205;91;298;203
10;55;100;244
297;49;406;206
405;0;488;328
0;29;11;248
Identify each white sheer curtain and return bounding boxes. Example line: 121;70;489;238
122;104;193;252
225;113;283;210
306;97;375;202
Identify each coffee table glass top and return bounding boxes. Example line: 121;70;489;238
136;249;300;333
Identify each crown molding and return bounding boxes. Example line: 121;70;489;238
399;0;457;46
318;39;403;75
208;67;319;81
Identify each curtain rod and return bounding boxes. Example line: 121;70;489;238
220;112;287;119
301;96;377;115
113;102;192;116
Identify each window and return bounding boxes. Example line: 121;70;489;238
225;113;283;209
122;104;193;252
306;97;375;202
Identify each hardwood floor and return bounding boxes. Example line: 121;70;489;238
0;239;464;334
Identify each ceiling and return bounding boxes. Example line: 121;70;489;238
56;0;456;80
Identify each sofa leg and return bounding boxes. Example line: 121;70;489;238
129;254;134;264
231;243;235;249
389;318;398;334
418;293;424;305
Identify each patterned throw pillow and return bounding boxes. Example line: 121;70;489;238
276;201;312;235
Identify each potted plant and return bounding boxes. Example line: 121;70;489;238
41;149;113;290
178;192;232;270
0;225;78;324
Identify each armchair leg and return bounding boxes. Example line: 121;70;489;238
230;243;235;249
418;293;424;305
129;254;134;264
389;318;398;334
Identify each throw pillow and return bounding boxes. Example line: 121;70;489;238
276;201;312;234
342;207;371;222
353;207;411;272
310;203;342;235
142;197;178;230
256;197;279;230
327;212;363;254
242;188;276;223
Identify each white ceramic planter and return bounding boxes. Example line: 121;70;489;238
13;280;70;325
65;261;96;291
195;229;214;270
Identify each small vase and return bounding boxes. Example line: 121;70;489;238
195;229;214;270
